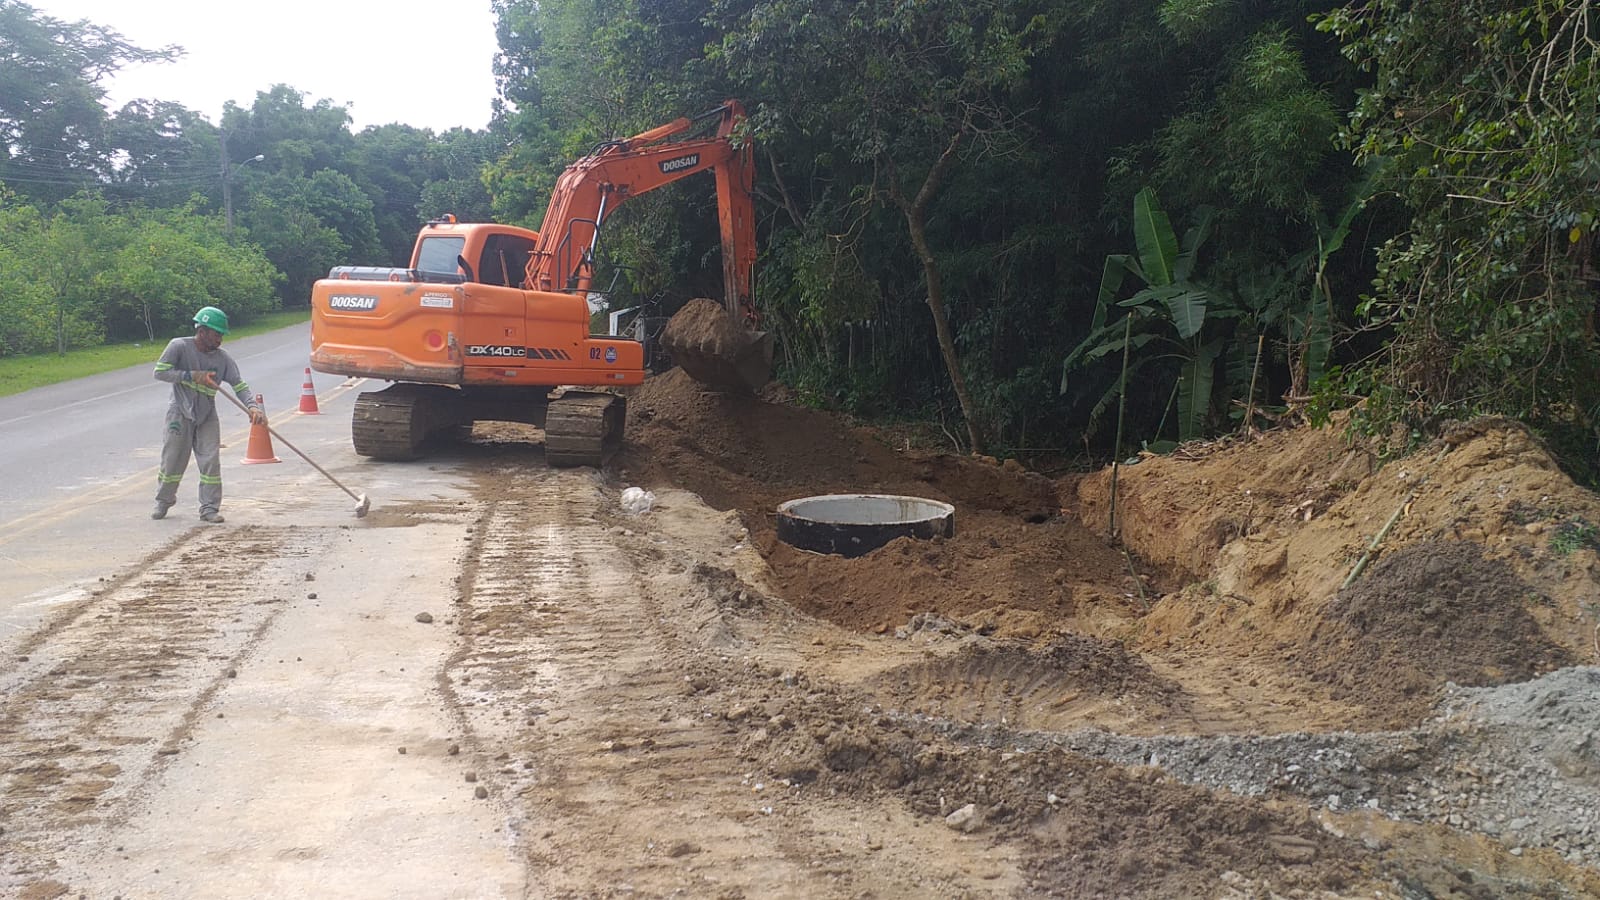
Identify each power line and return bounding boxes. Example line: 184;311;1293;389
1;160;230;186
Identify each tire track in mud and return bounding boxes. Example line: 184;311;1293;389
445;470;783;896
443;469;972;899
863;631;1187;733
0;525;319;892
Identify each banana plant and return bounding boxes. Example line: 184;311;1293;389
1288;160;1386;399
1062;187;1223;442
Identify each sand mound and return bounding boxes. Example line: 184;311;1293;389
622;370;1600;730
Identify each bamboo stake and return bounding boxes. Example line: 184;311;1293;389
1341;445;1450;590
1244;333;1264;434
1122;548;1150;612
1341;490;1415;590
1109;315;1133;541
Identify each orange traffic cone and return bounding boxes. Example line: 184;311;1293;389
297;367;321;414
241;393;281;464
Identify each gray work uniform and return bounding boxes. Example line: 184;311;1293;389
152;337;261;515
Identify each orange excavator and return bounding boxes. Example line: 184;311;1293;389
308;100;771;466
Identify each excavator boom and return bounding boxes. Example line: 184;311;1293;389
524;99;770;392
528;101;759;328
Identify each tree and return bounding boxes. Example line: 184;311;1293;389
104;99;221;209
1153;30;1342;226
238;190;348;307
218;85;356;180
25;196;119;354
303;169;383;263
1062;188;1223;443
101;204;278;341
0;1;178;203
1138;28;1364;425
708;0;1047;453
1319;0;1600;466
0;191;278;354
349;123;435;264
486;0;605;225
417;128;497;226
0;188;53;354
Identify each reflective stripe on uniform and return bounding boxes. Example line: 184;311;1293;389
158;472;183;484
198;474;222;485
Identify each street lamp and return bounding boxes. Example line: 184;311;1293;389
223;154;264;236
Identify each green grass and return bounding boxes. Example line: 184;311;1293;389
0;309;310;398
1550;517;1599;556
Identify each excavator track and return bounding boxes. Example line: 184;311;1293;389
353;384;448;460
543;392;626;468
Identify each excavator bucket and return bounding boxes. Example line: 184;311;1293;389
658;298;773;393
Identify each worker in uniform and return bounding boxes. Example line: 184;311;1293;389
151;306;266;523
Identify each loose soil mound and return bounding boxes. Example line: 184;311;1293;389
658;298;751;356
620;369;1133;637
1298;539;1575;726
1071;413;1600;727
657;298;773;393
1018;764;1356;898
867;633;1184;728
623;370;1600;733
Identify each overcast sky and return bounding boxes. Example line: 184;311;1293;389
25;0;502;133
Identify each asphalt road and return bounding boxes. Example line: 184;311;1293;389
0;320;418;643
0;321;531;897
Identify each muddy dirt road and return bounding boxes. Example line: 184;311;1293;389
1;454;1024;898
5;369;1600;898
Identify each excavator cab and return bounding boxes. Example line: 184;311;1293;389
406;215;537;289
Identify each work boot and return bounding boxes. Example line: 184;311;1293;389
199;511;225;524
151;502;171;520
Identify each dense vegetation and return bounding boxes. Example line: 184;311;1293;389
2;0;1596;479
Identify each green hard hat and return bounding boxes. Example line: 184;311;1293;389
193;306;230;335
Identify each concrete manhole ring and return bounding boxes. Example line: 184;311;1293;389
776;494;955;558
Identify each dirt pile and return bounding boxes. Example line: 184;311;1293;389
1297;539;1575;725
656;298;774;393
615;367;1600;894
1071;413;1600;727
620;368;1126;639
866;630;1186;728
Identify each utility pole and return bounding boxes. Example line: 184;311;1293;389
220;131;233;235
220;131;263;237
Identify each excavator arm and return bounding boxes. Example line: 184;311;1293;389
525;100;758;327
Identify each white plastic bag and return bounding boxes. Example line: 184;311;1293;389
620;486;655;516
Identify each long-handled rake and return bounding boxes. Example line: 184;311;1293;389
220;389;371;518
